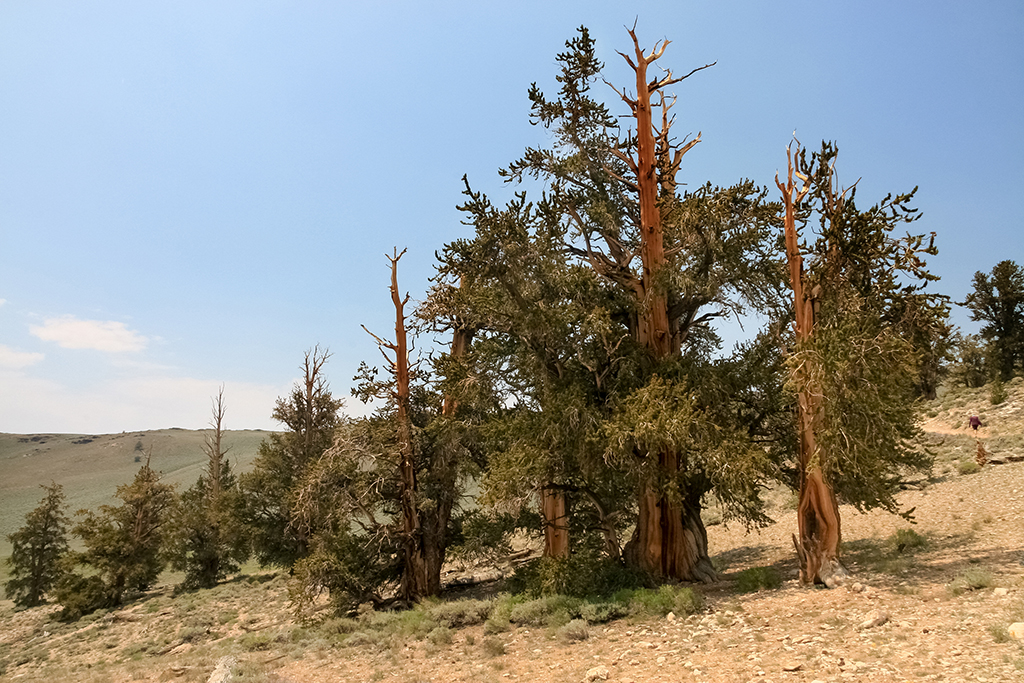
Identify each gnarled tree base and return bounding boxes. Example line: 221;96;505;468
624;482;716;583
793;468;849;587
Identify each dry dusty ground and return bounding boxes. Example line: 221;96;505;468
3;391;1024;683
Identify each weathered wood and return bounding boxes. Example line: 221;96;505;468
541;487;569;559
614;28;715;583
776;144;848;587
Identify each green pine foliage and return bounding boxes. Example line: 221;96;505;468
54;461;176;620
4;482;70;608
239;347;344;569
786;142;939;517
167;390;250;590
166;461;249;590
288;352;484;616
950;333;990;388
960;260;1024;381
425;27;789;568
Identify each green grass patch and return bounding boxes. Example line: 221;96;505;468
481;637;506;657
734;566;782;593
958;460;981;475
949;567;995;595
889;528;929;553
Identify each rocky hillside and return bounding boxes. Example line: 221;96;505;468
1;382;1023;682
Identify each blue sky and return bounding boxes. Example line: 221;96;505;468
1;1;1021;434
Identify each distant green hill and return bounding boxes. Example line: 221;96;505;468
0;428;270;580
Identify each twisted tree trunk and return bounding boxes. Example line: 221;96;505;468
371;252;475;600
777;145;848;587
614;28;715;583
541;487;569;558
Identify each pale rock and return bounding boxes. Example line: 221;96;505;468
1009;622;1024;640
585;665;609;681
782;662;803;672
850;582;864;593
207;656;236;683
857;610;889;629
993;587;1009;596
666;611;676;622
656;656;666;664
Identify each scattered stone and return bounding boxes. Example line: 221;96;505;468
656;656;666;664
207;656;236;683
782;662;803;672
1009;623;1024;640
993;587;1009;596
585;665;609;681
666;611;676;622
850;582;865;593
858;611;889;629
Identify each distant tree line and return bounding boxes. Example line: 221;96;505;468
6;27;1022;620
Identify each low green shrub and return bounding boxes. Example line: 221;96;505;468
508;594;581;627
958;460;981;475
319;617;359;636
425;598;492;628
427;626;453;646
889;528;929;553
239;632;274;652
557;618;589;642
949;567;995;594
735;566;782;593
623;584;704;615
507;551;647;598
482;637;506;657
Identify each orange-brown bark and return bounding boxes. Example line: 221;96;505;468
776;145;847;587
625;452;715;582
367;251;473;600
541;487;569;559
613;28;715;582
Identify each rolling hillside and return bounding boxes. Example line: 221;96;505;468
0;428;270;573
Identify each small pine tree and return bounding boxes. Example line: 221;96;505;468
990;375;1008;405
167;461;249;589
167;389;250;589
4;482;70;608
55;458;175;619
239;347;343;569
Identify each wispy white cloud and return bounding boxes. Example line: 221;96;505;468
0;298;7;307
30;316;148;353
0;371;288;434
0;344;44;369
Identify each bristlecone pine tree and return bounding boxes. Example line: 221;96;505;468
240;346;343;569
167;388;250;589
441;26;785;583
4;482;70;608
287;250;481;614
777;141;937;586
359;249;474;601
960;259;1024;381
55;457;176;619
